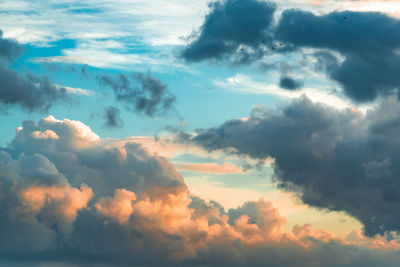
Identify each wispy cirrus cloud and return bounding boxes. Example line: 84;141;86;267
31;45;187;71
0;0;209;71
0;0;209;46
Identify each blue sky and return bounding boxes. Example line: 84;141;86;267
1;0;400;266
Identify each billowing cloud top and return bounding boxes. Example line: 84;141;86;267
0;115;400;266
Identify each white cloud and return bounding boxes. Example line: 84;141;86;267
55;84;94;96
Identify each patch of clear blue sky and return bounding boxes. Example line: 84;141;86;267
1;37;285;146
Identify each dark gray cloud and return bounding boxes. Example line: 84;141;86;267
275;10;400;102
191;96;400;237
279;76;303;90
99;72;176;117
181;4;400;102
180;0;276;62
0;32;69;112
0;65;70;112
275;10;400;57
313;51;340;73
103;106;123;128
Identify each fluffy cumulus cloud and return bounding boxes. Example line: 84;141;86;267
0;30;70;112
190;96;400;237
99;72;176;117
0;115;400;266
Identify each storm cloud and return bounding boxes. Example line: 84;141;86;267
99;72;176;117
1;115;400;266
180;0;276;62
191;96;400;237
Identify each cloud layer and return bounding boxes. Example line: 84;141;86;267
1;115;400;266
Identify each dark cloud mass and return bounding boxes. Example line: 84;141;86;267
0;31;69;112
181;0;276;62
103;106;123;128
191;96;400;236
182;3;400;102
99;72;176;117
275;10;400;55
1;116;400;266
275;10;400;102
279;76;303;90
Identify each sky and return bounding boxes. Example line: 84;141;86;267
1;0;400;266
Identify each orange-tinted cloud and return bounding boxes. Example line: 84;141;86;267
174;162;244;174
21;183;93;222
96;188;137;224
